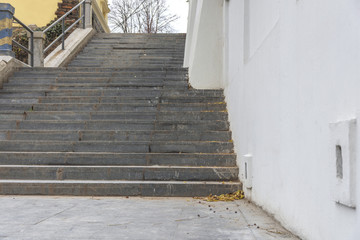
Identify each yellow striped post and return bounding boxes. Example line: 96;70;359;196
0;3;15;57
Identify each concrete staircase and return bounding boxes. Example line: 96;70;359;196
0;33;241;196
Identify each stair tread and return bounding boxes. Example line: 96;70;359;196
0;179;240;184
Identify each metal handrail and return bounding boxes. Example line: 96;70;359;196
43;0;86;53
12;15;34;67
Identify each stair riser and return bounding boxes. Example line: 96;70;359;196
9;77;187;83
1;131;231;142
36;98;224;104
3;86;188;91
16;111;228;121
0;182;240;197
33;105;224;112
0;91;223;98
0;153;236;167
69;64;184;68
0;121;229;131
6;81;188;87
0;166;238;181
0;142;233;153
17;66;188;72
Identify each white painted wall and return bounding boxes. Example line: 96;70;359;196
186;0;360;239
184;0;224;89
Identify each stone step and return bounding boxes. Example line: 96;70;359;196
0;152;236;167
0;180;241;197
0;89;223;98
1;130;231;142
10;75;187;81
4;82;188;89
0;140;234;153
0;103;226;112
36;96;224;104
17;66;188;73
88;42;185;45
68;63;184;68
70;57;184;62
78;52;184;56
13;70;187;77
0;120;229;131
10;75;186;81
0;111;228;121
29;111;228;122
0;165;238;181
68;62;184;67
73;54;184;58
2;86;187;92
83;45;185;48
78;52;185;57
0;97;223;105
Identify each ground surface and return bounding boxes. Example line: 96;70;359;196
0;196;299;240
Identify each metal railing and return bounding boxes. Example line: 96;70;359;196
12;16;34;67
43;0;86;53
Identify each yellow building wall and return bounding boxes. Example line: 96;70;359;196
96;0;110;22
0;0;110;28
1;0;62;27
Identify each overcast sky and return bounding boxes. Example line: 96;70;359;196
107;0;189;33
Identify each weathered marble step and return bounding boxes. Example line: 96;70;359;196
0;152;236;167
0;165;239;181
0;120;229;131
1;130;231;142
0;140;234;153
0;111;228;121
0;180;241;197
0;103;226;112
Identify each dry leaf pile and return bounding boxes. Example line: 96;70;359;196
196;190;245;202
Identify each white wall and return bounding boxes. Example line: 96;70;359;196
184;0;225;89
187;0;360;239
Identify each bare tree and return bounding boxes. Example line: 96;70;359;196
108;0;145;33
109;0;179;33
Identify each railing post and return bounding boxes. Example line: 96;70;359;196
0;3;15;57
62;18;65;50
84;0;92;28
28;31;45;67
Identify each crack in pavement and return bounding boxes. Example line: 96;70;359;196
33;204;77;225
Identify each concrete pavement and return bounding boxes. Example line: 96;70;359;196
0;196;298;240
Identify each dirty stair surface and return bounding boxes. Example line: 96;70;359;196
0;33;241;196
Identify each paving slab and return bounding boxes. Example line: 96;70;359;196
0;196;299;240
